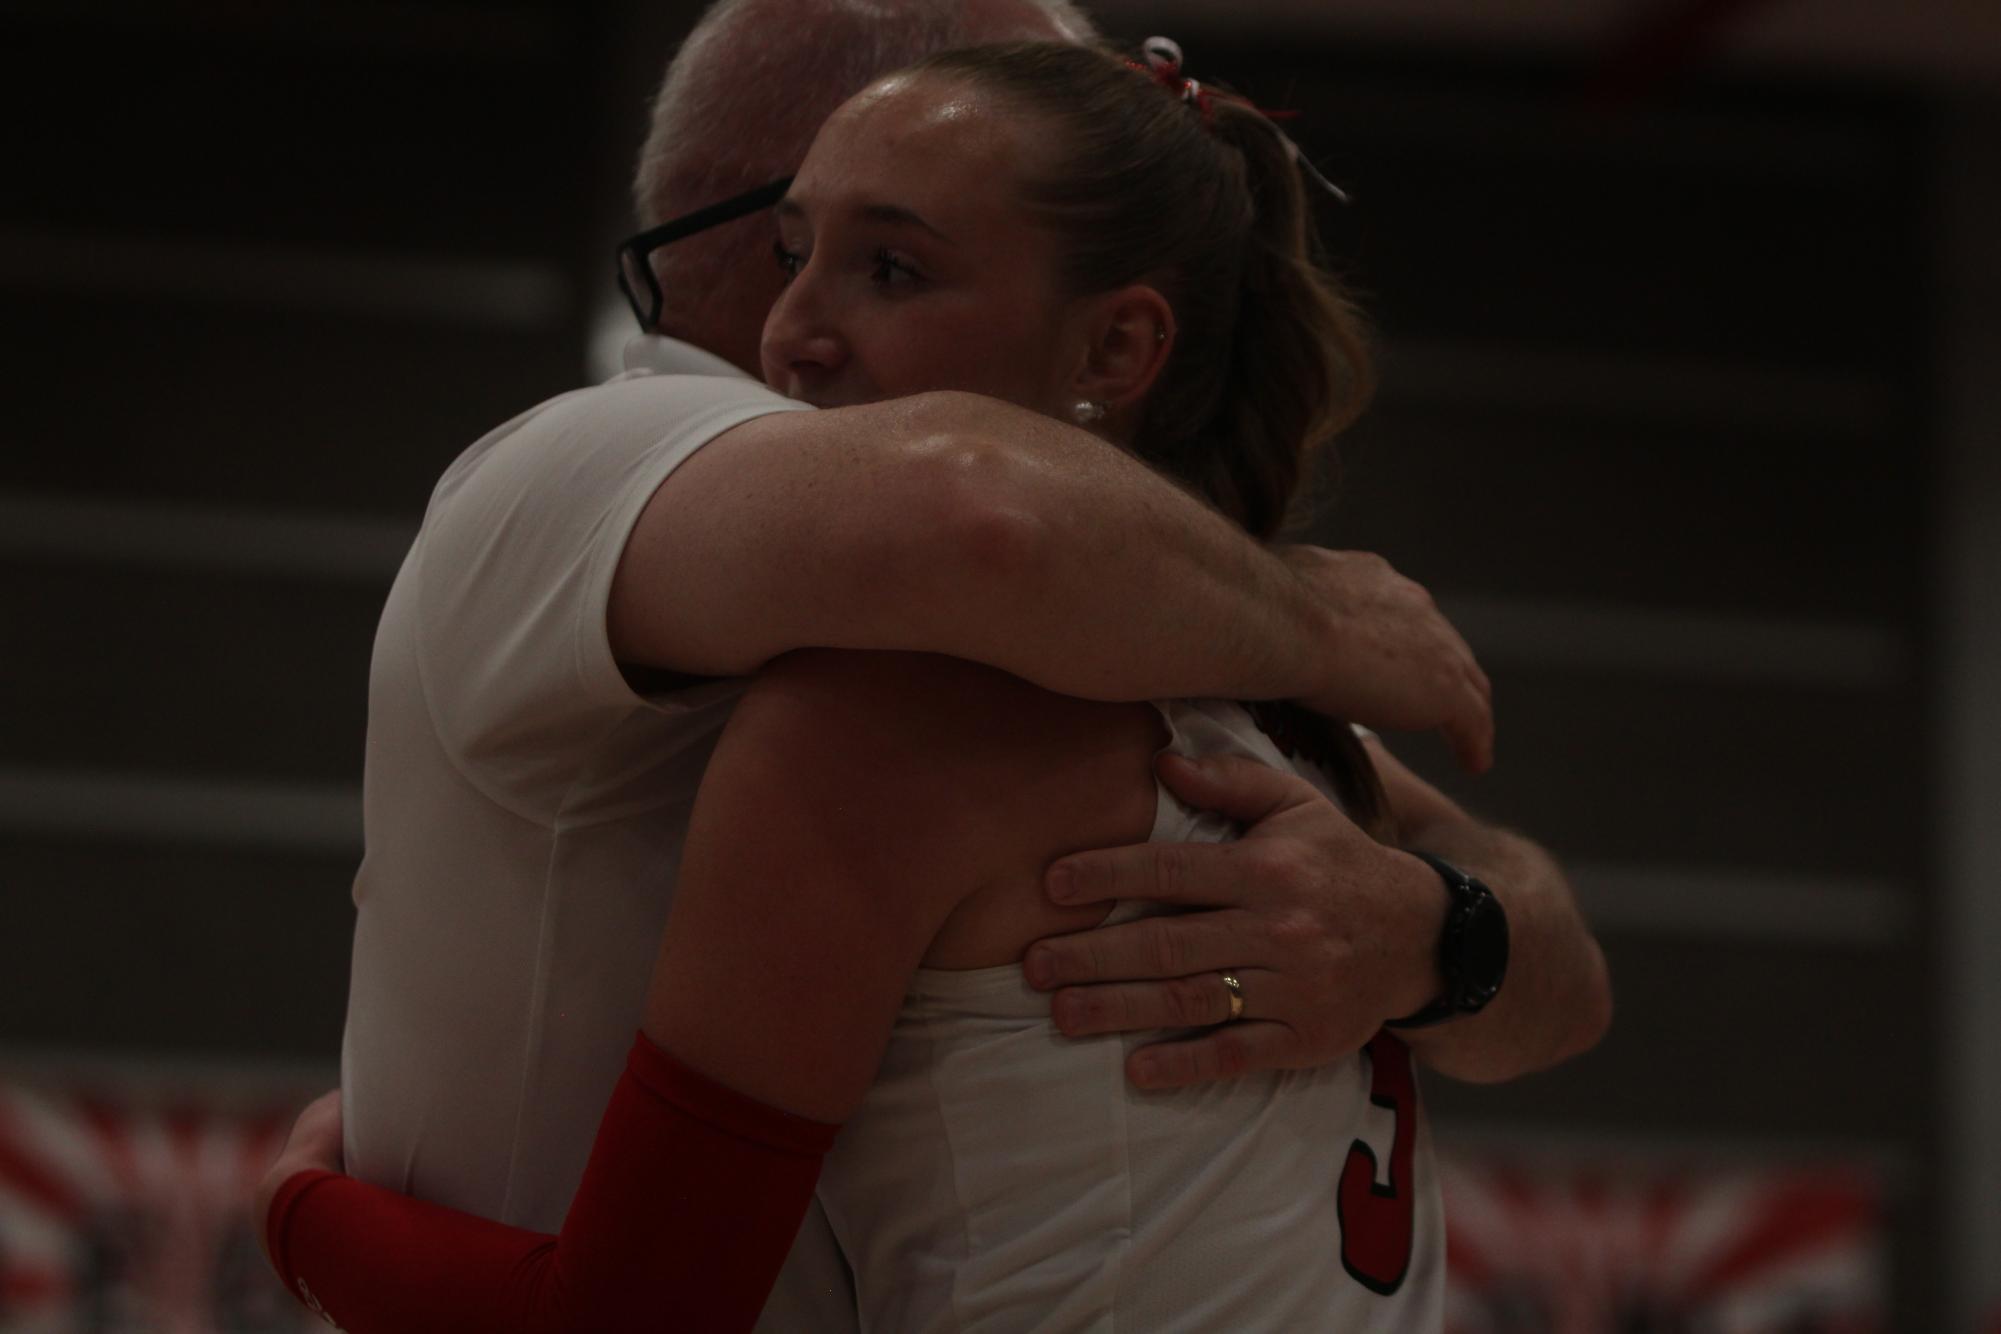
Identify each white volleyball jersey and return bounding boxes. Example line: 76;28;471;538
817;698;1445;1332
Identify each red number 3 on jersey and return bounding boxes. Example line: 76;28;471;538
1338;1031;1418;1295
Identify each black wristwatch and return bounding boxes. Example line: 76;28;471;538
1385;852;1509;1029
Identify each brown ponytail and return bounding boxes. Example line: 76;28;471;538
908;41;1391;840
1208;99;1389;842
1197;99;1375;540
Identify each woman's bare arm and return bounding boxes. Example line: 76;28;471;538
646;647;1157;1121
260;650;1158;1331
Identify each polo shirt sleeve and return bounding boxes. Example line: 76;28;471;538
402;373;811;808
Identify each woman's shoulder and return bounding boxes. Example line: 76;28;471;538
741;649;1160;786
734;649;1163;965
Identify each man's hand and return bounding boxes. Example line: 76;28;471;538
1281;547;1493;774
254;1089;343;1270
1022;752;1445;1090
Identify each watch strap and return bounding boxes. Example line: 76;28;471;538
1384;852;1507;1030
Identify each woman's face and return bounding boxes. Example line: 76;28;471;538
760;74;1087;415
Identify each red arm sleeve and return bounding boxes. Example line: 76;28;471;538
265;1033;840;1333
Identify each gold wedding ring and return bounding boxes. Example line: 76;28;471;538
1220;971;1245;1022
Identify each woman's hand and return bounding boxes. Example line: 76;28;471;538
254;1089;343;1269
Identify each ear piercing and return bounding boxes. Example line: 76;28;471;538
1071;399;1108;424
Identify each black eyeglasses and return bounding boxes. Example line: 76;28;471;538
615;176;795;331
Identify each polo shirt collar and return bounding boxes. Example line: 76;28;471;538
619;333;753;381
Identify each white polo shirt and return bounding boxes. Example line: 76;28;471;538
338;336;851;1327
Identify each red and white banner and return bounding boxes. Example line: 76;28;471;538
0;1075;1902;1333
1441;1149;1885;1334
0;1077;324;1333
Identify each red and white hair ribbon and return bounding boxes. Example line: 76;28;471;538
1130;35;1352;204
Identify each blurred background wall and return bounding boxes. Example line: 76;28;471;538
1;1;1995;1330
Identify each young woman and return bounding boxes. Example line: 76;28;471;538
259;39;1455;1331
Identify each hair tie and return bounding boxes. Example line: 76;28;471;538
1128;35;1352;205
1129;35;1213;118
1139;36;1186;91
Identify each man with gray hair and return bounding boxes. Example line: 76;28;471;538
632;0;1097;376
325;0;1605;1327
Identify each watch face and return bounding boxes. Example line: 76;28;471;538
1462;891;1510;1004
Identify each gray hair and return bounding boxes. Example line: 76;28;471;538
633;0;1097;230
